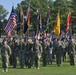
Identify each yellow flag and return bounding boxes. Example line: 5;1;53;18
54;12;60;36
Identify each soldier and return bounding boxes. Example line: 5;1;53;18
33;39;42;69
25;39;33;68
49;38;53;65
61;38;68;62
52;38;57;61
55;38;62;66
12;37;19;68
42;38;48;66
18;38;26;68
1;38;11;72
68;37;75;66
7;37;14;66
46;37;50;65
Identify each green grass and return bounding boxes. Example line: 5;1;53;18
0;60;76;75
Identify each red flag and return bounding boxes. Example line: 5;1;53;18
26;6;30;26
66;12;71;33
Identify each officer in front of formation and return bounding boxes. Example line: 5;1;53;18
1;38;11;72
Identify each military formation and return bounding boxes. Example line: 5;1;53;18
0;34;76;72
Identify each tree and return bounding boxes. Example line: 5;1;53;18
53;0;70;32
71;0;76;33
0;5;8;20
15;0;76;34
0;5;8;37
16;0;54;32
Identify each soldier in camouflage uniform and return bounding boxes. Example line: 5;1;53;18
61;38;68;62
25;39;33;68
55;38;62;66
1;38;11;72
52;38;57;61
33;39;42;69
68;37;75;66
46;37;50;65
49;38;53;65
7;37;14;66
42;38;48;66
12;38;19;68
18;38;26;68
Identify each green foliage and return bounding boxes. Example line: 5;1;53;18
16;0;76;33
0;5;8;20
16;0;54;32
0;5;8;37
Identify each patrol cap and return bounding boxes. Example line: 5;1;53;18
3;38;7;42
14;36;19;40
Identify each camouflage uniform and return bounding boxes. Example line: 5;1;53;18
68;38;75;66
18;38;26;68
46;38;50;65
62;39;68;62
56;39;62;66
33;40;42;69
42;39;48;66
52;38;57;61
12;38;19;68
25;39;33;68
1;39;11;72
7;37;14;66
49;40;53;65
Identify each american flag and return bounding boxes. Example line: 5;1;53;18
4;6;16;36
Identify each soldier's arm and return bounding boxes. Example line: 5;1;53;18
7;45;12;57
39;44;43;53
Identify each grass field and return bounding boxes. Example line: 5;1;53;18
0;60;76;75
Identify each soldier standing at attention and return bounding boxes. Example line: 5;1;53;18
1;38;11;72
